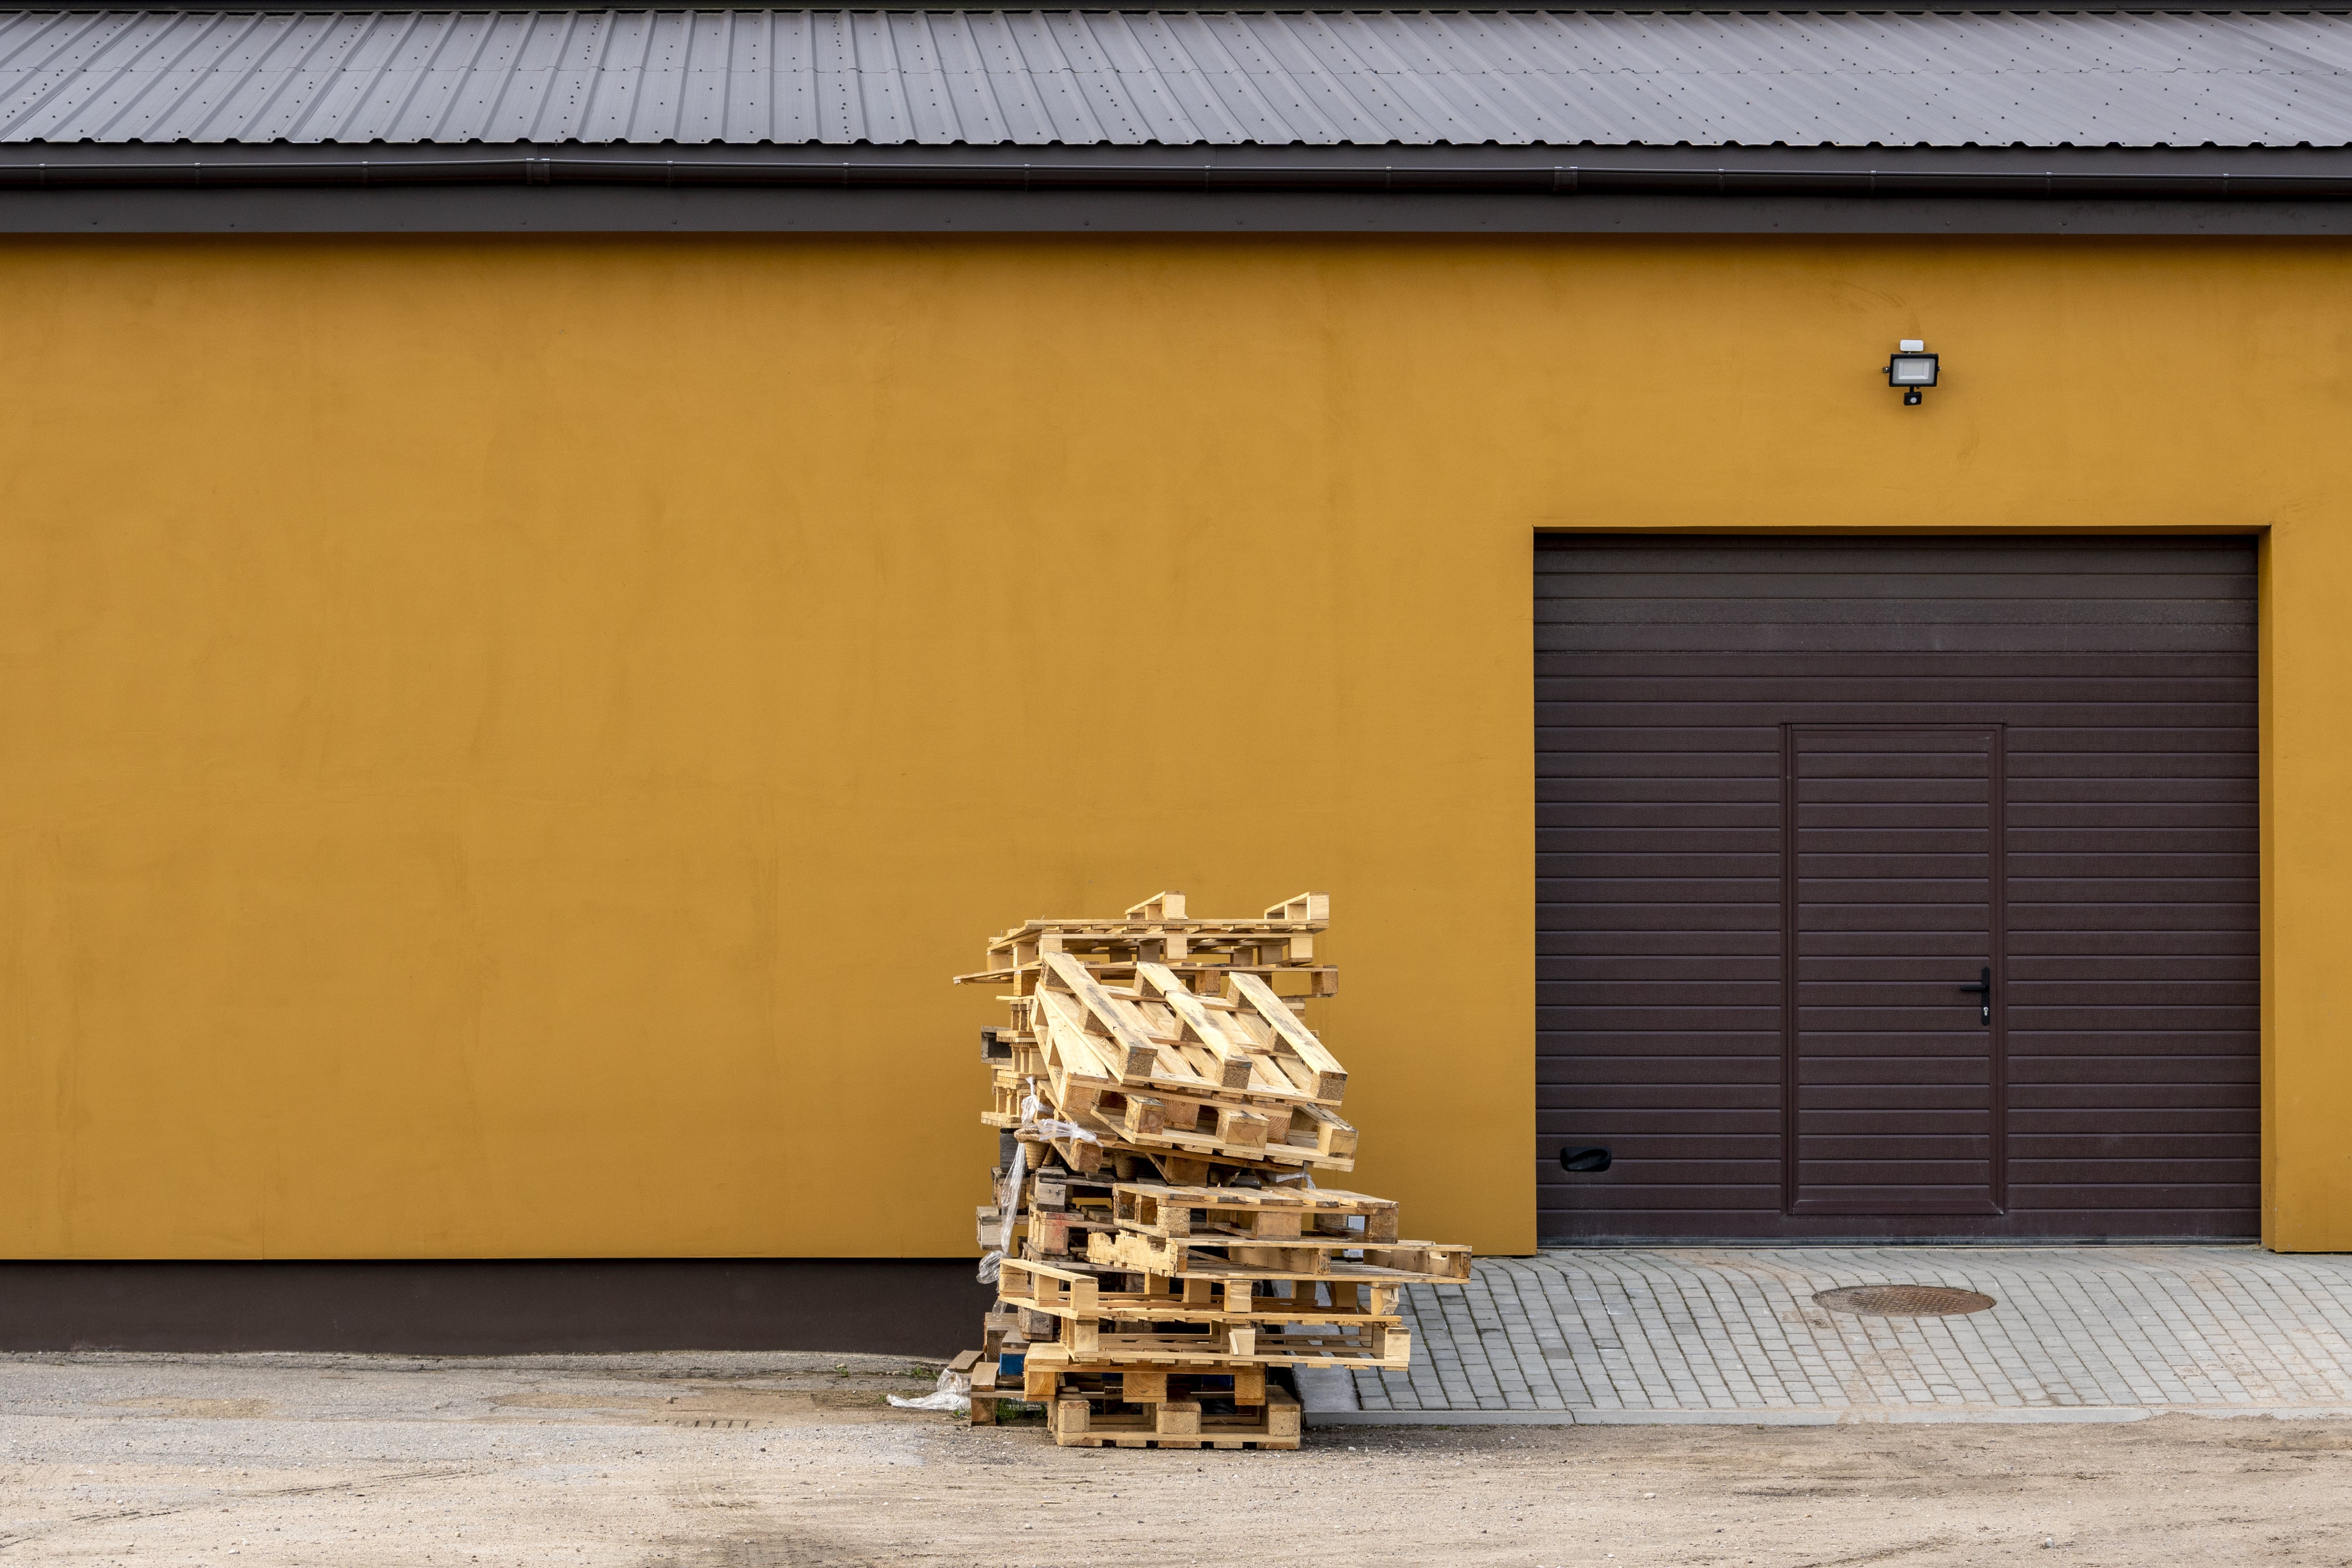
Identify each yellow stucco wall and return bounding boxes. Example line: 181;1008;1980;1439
0;234;2342;1260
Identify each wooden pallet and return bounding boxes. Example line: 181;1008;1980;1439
1112;1183;1400;1242
1098;1328;1406;1369
1048;1385;1301;1450
958;891;1335;1000
1025;959;1350;1111
969;1360;1307;1426
998;1256;1407;1325
1002;1138;1333;1193
1037;1323;1410;1369
983;1008;1340;1105
1046;1098;1357;1171
996;1118;1356;1180
1089;1230;1473;1282
1026;1359;1269;1402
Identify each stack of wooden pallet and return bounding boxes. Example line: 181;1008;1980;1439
950;891;1470;1450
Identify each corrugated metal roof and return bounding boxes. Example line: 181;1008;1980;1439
1;9;2349;148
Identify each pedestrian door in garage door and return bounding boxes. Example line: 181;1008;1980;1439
1785;723;2005;1217
1536;536;2258;1242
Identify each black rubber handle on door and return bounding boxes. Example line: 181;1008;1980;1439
1959;966;1992;1026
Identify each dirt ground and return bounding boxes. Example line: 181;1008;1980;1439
1;1353;2347;1567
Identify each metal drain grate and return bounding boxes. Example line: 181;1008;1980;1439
1812;1285;1996;1317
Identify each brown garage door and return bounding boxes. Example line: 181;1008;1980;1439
1537;535;2258;1242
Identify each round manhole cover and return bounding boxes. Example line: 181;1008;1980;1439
1812;1285;1995;1317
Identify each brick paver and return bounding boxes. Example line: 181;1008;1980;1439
1302;1246;2352;1425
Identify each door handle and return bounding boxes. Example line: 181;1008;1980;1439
1959;966;1991;1027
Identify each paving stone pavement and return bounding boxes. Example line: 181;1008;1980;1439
1297;1245;2352;1425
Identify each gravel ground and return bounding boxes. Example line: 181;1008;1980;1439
2;1353;2347;1567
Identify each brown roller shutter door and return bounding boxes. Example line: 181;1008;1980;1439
1536;536;2258;1241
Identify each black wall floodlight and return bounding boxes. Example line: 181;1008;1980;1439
1885;339;1939;406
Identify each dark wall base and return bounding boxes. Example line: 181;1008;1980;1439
0;1260;994;1358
